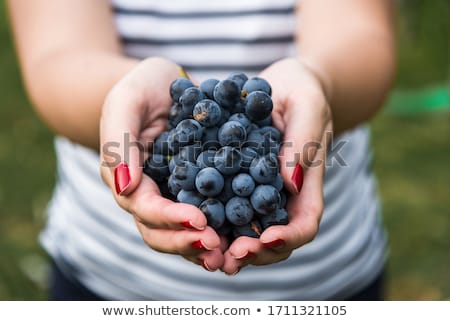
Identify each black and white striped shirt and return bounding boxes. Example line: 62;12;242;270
40;0;387;300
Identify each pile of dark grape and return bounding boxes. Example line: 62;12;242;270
144;72;289;241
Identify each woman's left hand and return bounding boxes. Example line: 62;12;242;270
221;58;333;275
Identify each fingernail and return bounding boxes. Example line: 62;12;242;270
263;239;286;249
231;251;255;260
181;221;205;230
191;240;212;251
291;163;304;193
178;66;188;78
226;268;241;276
114;162;131;195
200;259;214;272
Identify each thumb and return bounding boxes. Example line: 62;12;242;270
277;109;323;195
100;93;147;196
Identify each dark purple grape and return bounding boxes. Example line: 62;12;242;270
242;77;272;96
143;154;170;184
245;91;273;121
180;87;205;115
175;119;203;146
245;129;279;155
168;175;183;196
177;189;205;207
172;161;199;191
214;146;242;175
196;149;216;169
218;121;247;147
178;142;202;163
213;79;241;109
259;126;281;143
193;99;222;127
168;103;190;129
170;78;194;102
199;199;225;230
199;78;219;99
228;113;252;133
195;167;224;197
270;173;283;192
249;153;279;184
225;197;254;226
152;131;170;156
254;115;273;127
240;146;258;172
259;208;289;230
227;72;248;90
232;173;255;197
250;185;281;215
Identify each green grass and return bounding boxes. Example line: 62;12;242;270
0;2;55;300
0;1;449;300
371;112;450;300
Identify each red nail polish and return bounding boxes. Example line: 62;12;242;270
233;251;255;260
191;240;206;250
180;221;205;230
114;162;131;195
291;163;304;193
181;221;194;229
263;239;286;249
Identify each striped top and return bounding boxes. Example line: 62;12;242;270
40;0;387;300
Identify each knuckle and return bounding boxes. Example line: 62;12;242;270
304;221;319;244
174;233;192;254
295;202;323;245
141;230;154;248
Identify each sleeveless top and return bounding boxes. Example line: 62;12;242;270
40;0;387;300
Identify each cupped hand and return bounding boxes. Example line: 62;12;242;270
221;58;333;274
99;57;224;271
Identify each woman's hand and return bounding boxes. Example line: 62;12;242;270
221;58;333;274
100;57;224;271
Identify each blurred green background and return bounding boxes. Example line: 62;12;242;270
0;1;449;300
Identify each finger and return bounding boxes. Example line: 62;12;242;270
111;174;207;230
100;58;182;197
198;248;225;272
277;98;330;195
221;237;261;275
223;236;293;274
249;249;291;266
182;247;225;272
100;90;150;196
228;236;262;260
260;131;328;250
136;221;221;255
134;190;207;230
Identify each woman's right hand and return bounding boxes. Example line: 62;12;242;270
99;57;224;272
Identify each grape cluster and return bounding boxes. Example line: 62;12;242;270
144;72;289;241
